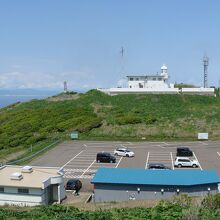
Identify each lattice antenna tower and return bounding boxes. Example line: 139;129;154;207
203;55;209;88
64;81;68;93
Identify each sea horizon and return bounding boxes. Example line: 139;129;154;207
0;89;60;108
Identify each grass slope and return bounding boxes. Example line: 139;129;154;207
1;90;220;156
1;194;220;219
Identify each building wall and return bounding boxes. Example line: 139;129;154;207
128;78;168;89
60;182;66;201
0;186;44;206
0;182;66;206
93;183;218;203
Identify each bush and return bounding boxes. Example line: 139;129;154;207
145;115;157;124
116;115;142;125
201;193;220;209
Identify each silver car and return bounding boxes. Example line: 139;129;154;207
174;157;199;168
114;147;135;157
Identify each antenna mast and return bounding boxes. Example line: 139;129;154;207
203;55;209;88
120;46;125;75
64;81;68;93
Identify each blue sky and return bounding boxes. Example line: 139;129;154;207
0;0;220;91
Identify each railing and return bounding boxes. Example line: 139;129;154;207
6;139;61;165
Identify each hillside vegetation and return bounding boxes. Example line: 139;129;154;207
1;90;220;156
1;194;220;219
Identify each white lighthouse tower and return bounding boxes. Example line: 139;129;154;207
160;64;168;80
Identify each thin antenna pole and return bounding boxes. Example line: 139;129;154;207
219;80;220;96
64;81;68;93
203;55;209;88
120;46;125;76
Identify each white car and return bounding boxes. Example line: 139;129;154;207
174;157;199;168
114;147;135;157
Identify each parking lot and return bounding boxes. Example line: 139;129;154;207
31;140;220;191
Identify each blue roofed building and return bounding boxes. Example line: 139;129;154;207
91;168;220;202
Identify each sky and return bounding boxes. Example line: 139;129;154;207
0;0;220;92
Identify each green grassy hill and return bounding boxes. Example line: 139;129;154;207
1;90;220;157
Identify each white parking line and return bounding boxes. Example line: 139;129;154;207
115;157;123;168
80;159;96;177
155;144;165;148
61;150;84;168
217;152;220;157
170;152;174;170
145;152;150;169
193;152;203;170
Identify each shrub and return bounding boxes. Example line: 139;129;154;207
201;193;220;209
145;115;157;124
116;115;142;125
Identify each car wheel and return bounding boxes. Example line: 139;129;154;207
178;164;182;168
115;153;118;156
192;164;197;168
97;160;100;163
110;160;113;163
126;154;129;157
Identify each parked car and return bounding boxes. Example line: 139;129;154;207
148;163;171;170
174;157;199;168
65;179;82;191
114;147;135;157
96;152;116;163
176;147;193;157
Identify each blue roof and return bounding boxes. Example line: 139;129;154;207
91;168;220;186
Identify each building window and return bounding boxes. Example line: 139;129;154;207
130;78;133;81
139;83;143;88
135;78;139;81
0;187;4;193
18;188;29;194
153;78;156;81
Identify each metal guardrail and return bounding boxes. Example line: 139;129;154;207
7;139;61;165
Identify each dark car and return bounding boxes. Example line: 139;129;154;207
65;179;82;191
176;147;193;157
148;163;171;170
96;152;116;163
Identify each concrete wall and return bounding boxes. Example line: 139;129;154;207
107;88;179;95
93;183;218;203
97;88;215;96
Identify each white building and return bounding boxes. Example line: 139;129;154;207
98;64;214;96
127;65;172;89
0;165;65;206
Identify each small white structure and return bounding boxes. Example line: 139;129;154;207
98;65;214;96
0;165;65;206
198;133;209;140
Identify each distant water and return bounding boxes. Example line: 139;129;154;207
0;95;49;108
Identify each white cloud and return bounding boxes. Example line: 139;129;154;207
0;69;99;90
